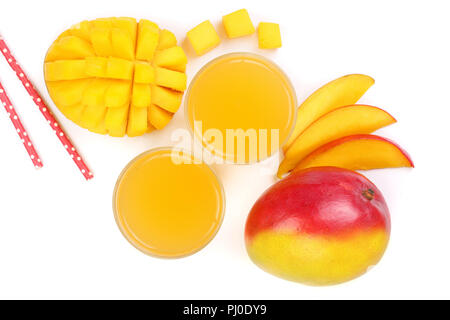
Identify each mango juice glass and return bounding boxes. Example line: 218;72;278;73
186;53;297;164
113;148;225;258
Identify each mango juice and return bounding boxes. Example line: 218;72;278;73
113;148;225;258
186;53;297;163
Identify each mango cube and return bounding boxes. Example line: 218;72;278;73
44;60;87;81
59;104;86;124
154;46;187;72
148;105;173;130
258;22;282;49
45;17;188;137
187;21;220;56
106;57;134;80
69;20;92;42
85;57;108;77
127;106;148;137
158;29;177;50
46;79;91;107
132;84;152;108
46;36;95;62
91;28;114;57
82;79;109;108
105;81;131;108
112;28;135;60
223;9;255;38
80;102;107;129
155;67;187;92
134;62;155;84
136;20;159;61
105;104;129;137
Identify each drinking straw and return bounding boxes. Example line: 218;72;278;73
0;34;93;180
0;81;43;168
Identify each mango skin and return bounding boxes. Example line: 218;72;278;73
245;167;391;286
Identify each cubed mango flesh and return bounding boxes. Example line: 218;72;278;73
44;60;88;81
148;105;173;130
222;9;255;38
134;62;155;84
258;22;282;49
127;106;148;137
157;29;177;50
152;86;183;113
154;46;187;72
187;20;220;56
44;17;186;137
155;67;187;92
132;84;152;108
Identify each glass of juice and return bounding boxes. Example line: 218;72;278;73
186;53;297;164
113;148;225;258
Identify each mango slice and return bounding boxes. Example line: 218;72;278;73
44;17;187;137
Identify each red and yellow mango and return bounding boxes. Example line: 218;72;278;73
245;167;390;286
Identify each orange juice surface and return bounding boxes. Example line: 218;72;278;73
187;53;297;163
114;148;225;258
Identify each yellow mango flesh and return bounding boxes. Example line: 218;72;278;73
284;74;375;152
132;84;152;108
247;229;389;286
134;62;155;84
277;105;397;178
157;29;177;50
222;9;255;38
155;67;187;91
148;104;173;129
44;17;187;137
46;79;91;107
154;46;187;72
293;135;413;172
127;106;148;137
44;60;88;81
187;20;221;56
152;86;183;113
258;22;282;49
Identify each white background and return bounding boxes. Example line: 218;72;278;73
0;0;448;300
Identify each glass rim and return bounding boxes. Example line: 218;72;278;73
112;147;226;259
184;52;298;165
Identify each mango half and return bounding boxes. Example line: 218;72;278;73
44;17;188;137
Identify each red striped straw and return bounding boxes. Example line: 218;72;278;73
0;81;43;168
0;34;93;180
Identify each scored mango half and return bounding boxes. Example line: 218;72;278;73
44;17;188;137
